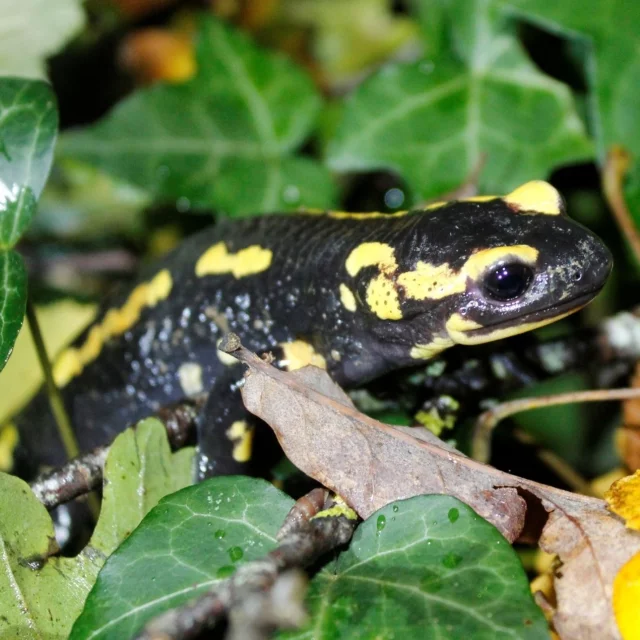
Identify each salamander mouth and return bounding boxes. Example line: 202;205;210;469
465;287;603;338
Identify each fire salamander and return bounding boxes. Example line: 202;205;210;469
7;181;612;480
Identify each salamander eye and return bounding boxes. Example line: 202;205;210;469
482;263;533;301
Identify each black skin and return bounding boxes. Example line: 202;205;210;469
14;196;612;479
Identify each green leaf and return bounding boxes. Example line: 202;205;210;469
0;78;58;249
328;0;592;203
491;1;640;226
88;418;195;557
0;250;26;371
70;476;294;640
282;495;549;640
0;0;84;79
0;473;98;640
36;159;150;239
0;421;195;639
0;78;58;198
60;16;336;215
282;0;421;88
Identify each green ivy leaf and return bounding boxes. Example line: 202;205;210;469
0;78;58;249
0;473;96;640
0;420;195;639
492;0;640;225
70;476;294;640
282;495;549;640
328;0;592;203
60;16;336;215
87;418;195;558
0;250;26;371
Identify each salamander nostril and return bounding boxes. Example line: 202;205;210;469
573;270;583;282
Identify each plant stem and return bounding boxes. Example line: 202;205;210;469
26;298;80;461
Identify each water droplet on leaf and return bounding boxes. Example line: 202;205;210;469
217;565;236;579
228;546;244;562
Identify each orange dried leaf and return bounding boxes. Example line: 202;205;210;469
613;552;640;640
606;471;640;529
119;29;195;85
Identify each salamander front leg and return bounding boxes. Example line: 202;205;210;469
194;364;279;480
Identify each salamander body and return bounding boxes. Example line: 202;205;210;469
9;181;612;478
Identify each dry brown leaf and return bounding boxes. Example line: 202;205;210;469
223;339;640;640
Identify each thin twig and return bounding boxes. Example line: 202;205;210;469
28;402;199;510
30;447;108;508
602;145;640;264
472;387;640;463
135;491;358;640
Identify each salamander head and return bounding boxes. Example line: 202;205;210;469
340;181;612;362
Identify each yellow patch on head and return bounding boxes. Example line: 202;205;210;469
398;262;462;300
345;242;397;277
409;335;454;360
503;181;563;215
195;242;272;279
280;340;327;371
0;423;18;472
177;362;204;397
366;275;402;320
53;269;173;388
225;420;254;463
339;284;357;312
446;307;580;345
397;246;538;304
461;245;539;280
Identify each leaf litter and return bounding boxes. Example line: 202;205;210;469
220;335;640;640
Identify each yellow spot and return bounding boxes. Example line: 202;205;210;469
613;552;640;640
312;495;358;521
280;341;327;371
177;362;203;397
446;308;580;345
53;269;173;387
0;423;18;472
503;181;563;215
410;335;454;360
195;242;272;279
328;210;410;220
216;338;238;367
366;275;402;320
339;284;357;312
605;470;640;530
398;262;462;300
225;420;254;463
345;242;397;277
